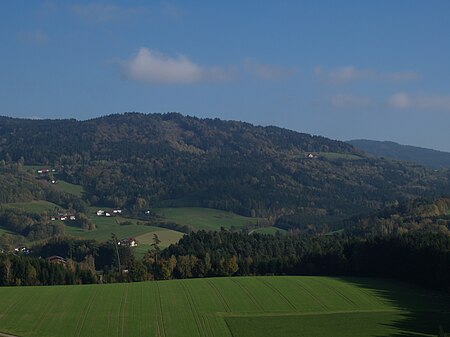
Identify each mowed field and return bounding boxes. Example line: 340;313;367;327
0;276;448;337
153;207;261;230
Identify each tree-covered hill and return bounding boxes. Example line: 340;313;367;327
348;139;450;169
1;113;449;224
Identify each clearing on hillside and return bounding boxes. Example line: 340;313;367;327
154;207;261;230
0;276;447;337
4;200;63;214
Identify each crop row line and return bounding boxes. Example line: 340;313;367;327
206;280;231;312
118;284;129;337
230;279;264;312
293;278;329;310
155;282;166;337
180;282;210;337
315;278;360;308
256;278;297;310
75;288;99;337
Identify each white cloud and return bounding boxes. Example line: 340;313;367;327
121;48;231;84
330;94;373;108
71;3;143;23
387;92;450;111
315;66;372;84
387;92;413;109
244;59;296;80
315;66;419;84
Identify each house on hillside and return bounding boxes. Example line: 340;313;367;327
37;168;50;174
118;238;138;247
96;210;105;216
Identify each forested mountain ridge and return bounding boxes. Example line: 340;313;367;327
348;139;450;169
1;113;449;225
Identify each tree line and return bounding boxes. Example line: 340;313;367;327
4;230;448;293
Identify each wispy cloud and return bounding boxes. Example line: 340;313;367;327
161;2;184;19
244;59;296;80
387;92;450;111
70;3;144;23
121;48;232;84
330;94;373;109
18;30;49;46
315;65;419;84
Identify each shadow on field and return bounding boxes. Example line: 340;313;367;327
342;277;450;337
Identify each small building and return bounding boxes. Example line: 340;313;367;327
69;215;76;221
60;216;67;221
14;247;30;255
105;212;111;217
118;238;138;247
96;210;105;216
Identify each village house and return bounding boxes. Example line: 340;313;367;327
118;238;138;247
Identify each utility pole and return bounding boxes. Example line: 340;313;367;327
111;233;121;273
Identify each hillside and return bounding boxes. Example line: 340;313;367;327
348;139;450;169
1;113;450;228
0;276;448;337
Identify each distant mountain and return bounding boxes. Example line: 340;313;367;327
1;113;449;229
348;139;450;169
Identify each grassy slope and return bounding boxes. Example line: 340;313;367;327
64;210;182;248
250;227;286;235
0;276;448;337
3;200;63;213
52;180;84;198
153;207;261;230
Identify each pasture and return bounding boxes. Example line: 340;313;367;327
0;201;183;249
250;227;286;235
0;276;448;337
4;200;62;214
153;207;260;230
52;179;84;198
64;211;182;248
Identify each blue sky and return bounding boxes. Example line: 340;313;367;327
1;1;450;151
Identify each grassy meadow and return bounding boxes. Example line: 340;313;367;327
250;227;286;235
0;276;448;337
4;200;63;214
153;207;261;230
52;179;84;198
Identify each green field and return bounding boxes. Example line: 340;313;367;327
64;210;182;247
4;200;63;213
0;202;183;248
0;276;448;337
250;227;286;235
153;207;261;230
52;180;84;197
